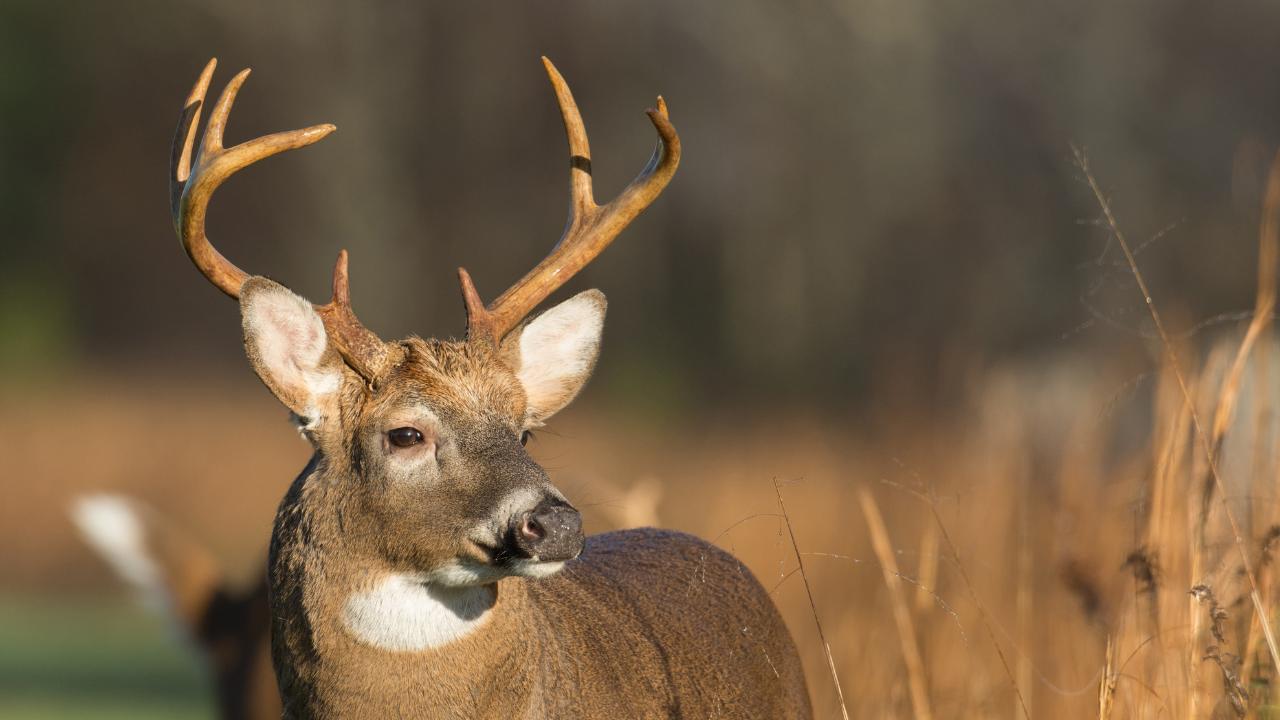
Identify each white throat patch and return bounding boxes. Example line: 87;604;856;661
343;574;495;652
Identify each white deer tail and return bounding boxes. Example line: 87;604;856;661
70;493;222;638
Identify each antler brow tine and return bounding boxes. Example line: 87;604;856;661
459;56;682;345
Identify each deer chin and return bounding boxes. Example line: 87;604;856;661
505;558;567;579
424;556;569;587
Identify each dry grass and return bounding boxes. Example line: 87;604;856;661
9;335;1280;718
859;486;933;720
15;336;1273;718
10;159;1280;717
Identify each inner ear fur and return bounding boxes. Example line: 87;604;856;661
499;289;606;426
240;276;347;420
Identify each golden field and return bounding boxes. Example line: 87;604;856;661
7;313;1280;718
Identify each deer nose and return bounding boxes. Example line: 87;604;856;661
513;501;583;563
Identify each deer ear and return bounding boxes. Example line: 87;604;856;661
501;290;606;425
240;277;345;422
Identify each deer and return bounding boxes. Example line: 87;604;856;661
169;57;812;718
70;494;279;720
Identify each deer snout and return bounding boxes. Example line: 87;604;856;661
511;501;583;563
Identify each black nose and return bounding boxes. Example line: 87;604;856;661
512;501;583;563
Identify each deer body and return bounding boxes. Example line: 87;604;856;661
170;58;811;718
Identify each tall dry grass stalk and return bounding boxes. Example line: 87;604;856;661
859;487;933;720
774;479;850;720
1099;636;1118;720
1235;152;1280;704
1016;475;1035;720
1212;151;1280;449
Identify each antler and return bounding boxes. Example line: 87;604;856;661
171;59;393;384
458;57;682;344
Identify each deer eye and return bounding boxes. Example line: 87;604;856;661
388;427;425;448
520;430;534;446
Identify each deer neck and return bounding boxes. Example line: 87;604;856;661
270;461;547;715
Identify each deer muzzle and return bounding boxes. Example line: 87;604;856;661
510;500;583;564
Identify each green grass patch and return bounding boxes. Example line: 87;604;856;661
0;594;213;720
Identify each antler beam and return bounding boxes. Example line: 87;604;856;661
171;59;392;384
458;57;682;344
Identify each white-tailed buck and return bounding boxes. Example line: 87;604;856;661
170;57;811;718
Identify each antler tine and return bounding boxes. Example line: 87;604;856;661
200;66;249;158
459;57;682;345
172;58;335;300
315;250;393;385
170;58;216;226
543;57;595;214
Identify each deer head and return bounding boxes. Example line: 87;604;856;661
170;58;679;587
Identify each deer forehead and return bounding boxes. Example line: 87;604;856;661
361;339;528;426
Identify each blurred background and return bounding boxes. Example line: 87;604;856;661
6;0;1280;717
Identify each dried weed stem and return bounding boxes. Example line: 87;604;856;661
773;479;850;720
858;487;933;720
